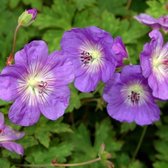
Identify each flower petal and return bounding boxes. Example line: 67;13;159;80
15;40;48;67
0;65;27;101
134;13;160;29
8;99;40;126
0;142;24;155
101;60;116;82
158;16;168;31
120;65;143;83
135;102;160;126
107;99;135;123
2;126;25;141
148;73;168;100
149;30;163;49
39;86;70;120
112;37;128;67
103;73;121;102
47;53;74;85
0;75;18;101
74;71;100;92
60;28;84;53
140;31;164;79
140;43;153;78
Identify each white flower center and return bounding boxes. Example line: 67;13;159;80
121;82;147;106
151;49;168;81
79;41;103;73
17;66;54;106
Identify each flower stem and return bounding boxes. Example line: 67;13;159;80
132;126;147;161
126;0;132;10
12;23;21;54
7;23;21;65
17;157;101;167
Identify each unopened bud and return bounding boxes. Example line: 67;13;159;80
18;8;37;27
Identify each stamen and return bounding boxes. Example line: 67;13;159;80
163;59;168;65
80;51;93;65
0;129;3;134
128;91;140;105
37;81;48;95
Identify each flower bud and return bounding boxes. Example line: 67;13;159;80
112;37;128;67
18;8;37;27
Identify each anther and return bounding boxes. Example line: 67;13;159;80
80;51;93;65
38;81;48;94
128;91;140;105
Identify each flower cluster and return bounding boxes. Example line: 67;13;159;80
0;8;167;155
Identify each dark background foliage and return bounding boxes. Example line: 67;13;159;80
0;0;168;167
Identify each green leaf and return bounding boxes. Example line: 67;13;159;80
97;0;128;16
73;0;96;11
9;0;21;9
154;161;168;168
26;142;73;164
100;11;120;35
22;0;43;11
154;123;168;165
68;119;123;168
19;136;38;149
35;130;51;148
34;0;74;30
48;121;73;134
95;119;123;159
66;85;81;113
120;122;136;134
146;0;168;17
128;160;145;168
0;158;10;168
121;20;149;44
74;6;100;27
43;29;63;52
70;124;94;155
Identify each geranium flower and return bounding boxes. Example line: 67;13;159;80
103;65;160;126
134;13;168;31
61;26;118;92
0;41;74;126
140;30;168;99
0;112;24;155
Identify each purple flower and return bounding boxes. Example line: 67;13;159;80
0;112;24;155
0;41;74;126
103;65;160;126
111;37;128;67
61;26;117;92
158;16;168;31
134;13;168;31
140;30;168;100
